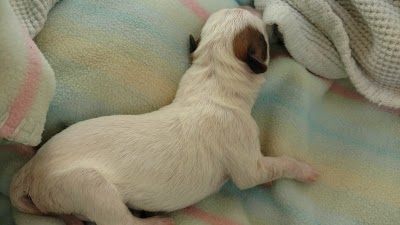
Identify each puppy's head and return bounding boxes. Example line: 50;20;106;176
190;8;269;75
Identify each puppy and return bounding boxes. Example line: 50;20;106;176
10;8;319;225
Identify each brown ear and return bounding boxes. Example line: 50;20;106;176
246;50;268;74
233;26;268;74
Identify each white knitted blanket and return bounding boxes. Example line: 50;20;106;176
255;0;400;108
9;0;60;38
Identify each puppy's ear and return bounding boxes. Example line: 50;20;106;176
246;48;268;74
189;35;198;53
233;26;268;74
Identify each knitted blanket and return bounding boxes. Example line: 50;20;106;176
9;0;60;38
0;0;55;146
254;0;400;109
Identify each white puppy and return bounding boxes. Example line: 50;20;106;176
10;8;319;225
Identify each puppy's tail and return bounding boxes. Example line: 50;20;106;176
9;162;42;215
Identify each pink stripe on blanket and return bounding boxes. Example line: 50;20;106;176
270;52;400;116
270;51;291;59
181;0;209;21
0;144;35;157
0;30;42;138
329;82;400;116
181;207;242;225
309;70;400;116
263;181;273;186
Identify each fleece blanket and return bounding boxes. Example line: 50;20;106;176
0;0;55;146
254;0;400;109
2;50;400;225
1;0;400;225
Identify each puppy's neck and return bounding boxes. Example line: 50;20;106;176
173;59;265;112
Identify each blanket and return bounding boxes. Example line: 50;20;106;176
9;0;60;38
173;54;400;225
0;0;55;146
1;0;400;225
254;0;400;109
2;49;399;225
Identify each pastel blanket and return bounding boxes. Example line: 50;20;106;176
1;0;400;225
255;0;400;109
0;0;55;146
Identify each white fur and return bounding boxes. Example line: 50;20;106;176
10;8;318;225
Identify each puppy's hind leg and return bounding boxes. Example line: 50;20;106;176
47;168;173;225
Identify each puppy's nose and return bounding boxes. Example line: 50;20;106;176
240;6;263;19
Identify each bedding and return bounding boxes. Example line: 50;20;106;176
1;0;399;224
9;0;60;38
0;0;55;146
255;0;400;109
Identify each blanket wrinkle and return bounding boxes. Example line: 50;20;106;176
255;0;400;109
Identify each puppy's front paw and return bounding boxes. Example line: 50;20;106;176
294;161;320;183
